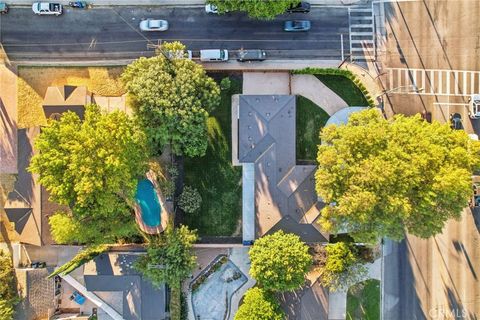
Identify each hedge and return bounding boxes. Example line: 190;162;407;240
48;244;109;278
292;68;376;108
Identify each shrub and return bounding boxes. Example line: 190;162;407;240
234;288;284;320
178;186;202;213
220;77;232;90
0;251;19;320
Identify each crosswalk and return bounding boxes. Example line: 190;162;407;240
387;68;480;96
348;5;375;62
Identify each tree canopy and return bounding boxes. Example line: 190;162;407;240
135;224;198;289
122;41;220;157
316;108;480;242
0;251;19;320
208;0;300;20
319;242;367;292
29;104;148;244
249;231;312;291
234;287;284;320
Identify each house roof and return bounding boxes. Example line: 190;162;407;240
83;253;167;320
42;86;89;119
237;95;327;242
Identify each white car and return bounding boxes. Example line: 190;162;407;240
32;2;62;16
205;4;218;14
139;19;169;32
166;50;193;60
468;94;480;119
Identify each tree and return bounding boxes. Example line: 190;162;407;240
29;104;148;244
121;41;220;157
234;288;284;320
178;185;202;214
207;0;300;20
319;242;367;292
249;231;312;291
135;224;198;289
316;108;480;242
0;251;19;320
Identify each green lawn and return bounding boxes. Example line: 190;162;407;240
183;76;242;236
296;95;330;161
346;279;380;320
315;75;369;106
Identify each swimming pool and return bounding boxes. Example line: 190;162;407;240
135;179;161;227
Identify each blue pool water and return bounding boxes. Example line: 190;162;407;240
135;179;161;227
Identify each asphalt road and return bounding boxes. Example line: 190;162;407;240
0;6;350;61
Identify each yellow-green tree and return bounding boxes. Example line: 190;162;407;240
0;251;19;320
234;288;284;320
208;0;300;20
122;41;220;157
249;231;312;291
316;108;480;242
29;104;148;244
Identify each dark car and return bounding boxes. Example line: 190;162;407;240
237;49;267;62
450;113;463;130
286;1;311;13
284;20;311;32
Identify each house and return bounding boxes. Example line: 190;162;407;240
233;95;328;244
42;85;91;120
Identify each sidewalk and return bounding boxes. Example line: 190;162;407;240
6;0;368;7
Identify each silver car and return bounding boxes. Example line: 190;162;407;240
139;19;168;32
284;20;311;32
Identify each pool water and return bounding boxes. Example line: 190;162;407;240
135;179;161;227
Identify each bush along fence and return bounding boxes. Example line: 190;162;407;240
48;244;109;278
292;67;376;108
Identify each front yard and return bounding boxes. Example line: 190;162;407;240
346;279;380;320
183;74;243;236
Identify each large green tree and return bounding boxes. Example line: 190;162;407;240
234;288;284;320
29;104;148;244
208;0;300;20
0;251;19;320
135;224;198;289
319;242;367;292
249;231;312;291
122;42;220;157
316;108;480;242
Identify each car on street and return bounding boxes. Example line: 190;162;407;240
237;49;267;62
284;20;311;32
286;1;311;13
32;2;62;16
200;49;228;62
166;50;193;60
450;113;463;130
468;94;480;119
139;19;169;32
205;4;218;14
0;2;9;14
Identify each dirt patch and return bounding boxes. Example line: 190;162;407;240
17;66;126;128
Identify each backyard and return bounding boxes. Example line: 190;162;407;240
183;74;243;236
346;279;380;320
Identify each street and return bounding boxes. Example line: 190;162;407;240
0;6;350;61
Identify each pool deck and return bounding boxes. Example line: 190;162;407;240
134;174;170;234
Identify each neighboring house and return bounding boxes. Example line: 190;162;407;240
233;95;328;244
83;253;168;320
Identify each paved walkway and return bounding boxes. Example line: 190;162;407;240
291;74;348;115
243;72;290;95
227;247;255;320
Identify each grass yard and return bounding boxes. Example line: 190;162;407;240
315;75;369;106
17;66;125;128
296;95;330;161
346;279;380;320
183;75;243;236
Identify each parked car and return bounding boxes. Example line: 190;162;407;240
237;49;267;62
0;2;9;14
200;49;228;62
450;113;463;130
32;2;62;16
284;20;311;32
166;50;193;60
468;94;480;119
286;1;311;13
205;3;218;14
139;19;169;32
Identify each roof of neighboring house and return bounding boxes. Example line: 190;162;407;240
237;95;327;242
83;253;167;320
42;86;90;119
